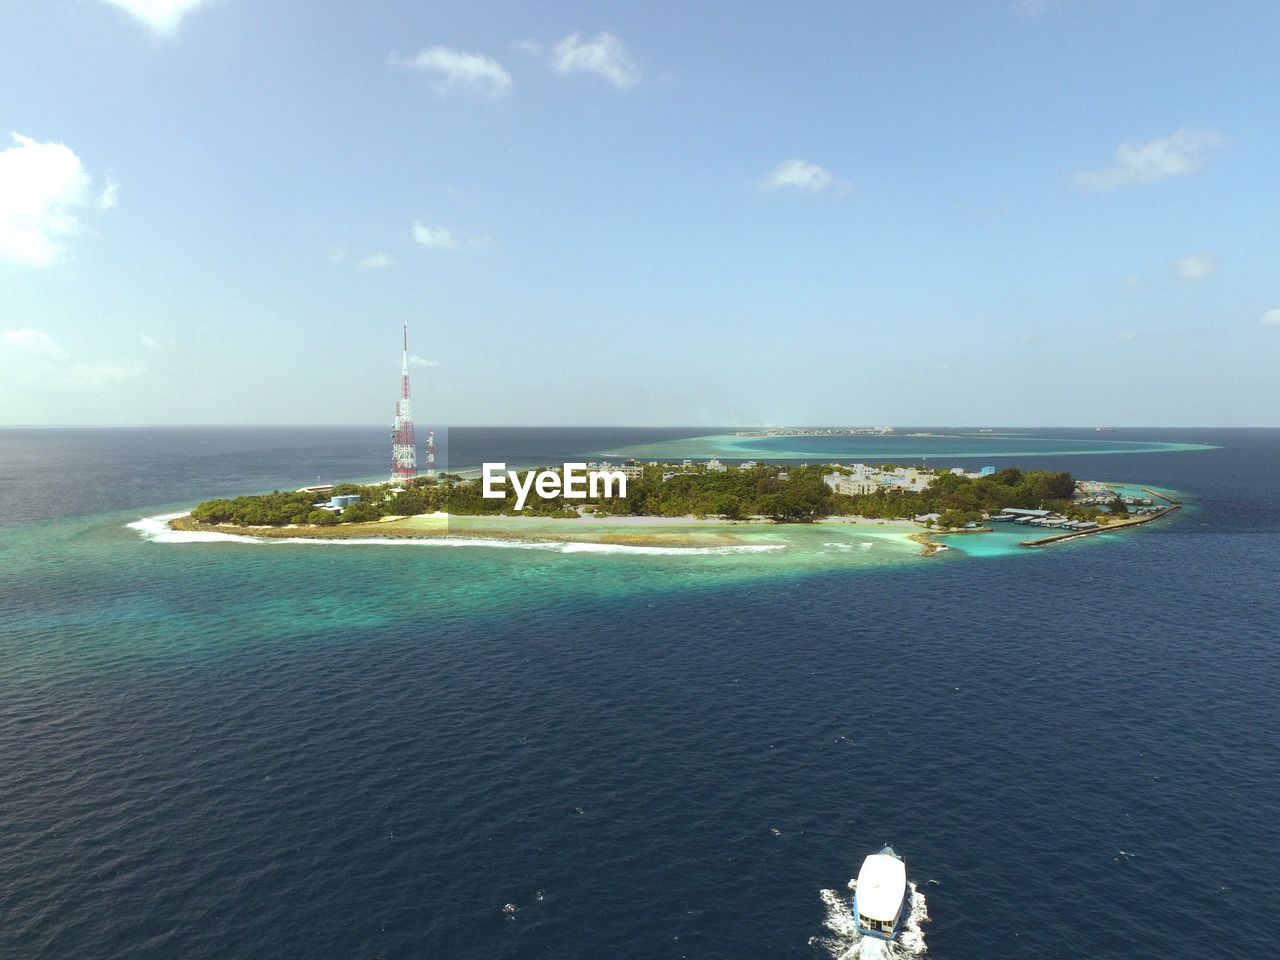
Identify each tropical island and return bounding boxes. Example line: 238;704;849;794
166;461;1178;554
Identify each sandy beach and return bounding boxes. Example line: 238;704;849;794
166;511;926;551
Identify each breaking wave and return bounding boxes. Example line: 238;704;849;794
127;513;267;544
811;880;928;959
554;541;784;556
127;514;786;556
823;542;877;552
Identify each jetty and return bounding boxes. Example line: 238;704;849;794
1143;487;1182;505
1020;503;1180;547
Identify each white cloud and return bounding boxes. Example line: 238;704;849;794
1074;129;1224;191
399;46;512;97
759;158;834;192
100;179;120;209
409;355;439;367
553;32;640;88
359;252;395;269
139;333;160;348
327;246;347;264
1173;251;1219;281
101;0;210;35
1260;308;1280;328
413;221;460;250
0;133;115;268
1117;330;1139;342
2;328;67;358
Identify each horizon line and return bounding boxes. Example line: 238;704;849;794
1;423;1275;431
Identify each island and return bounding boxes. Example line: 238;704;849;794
163;461;1181;556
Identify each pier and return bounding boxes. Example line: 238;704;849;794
1019;503;1181;547
1142;486;1182;505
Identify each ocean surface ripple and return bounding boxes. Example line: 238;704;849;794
1;427;1278;958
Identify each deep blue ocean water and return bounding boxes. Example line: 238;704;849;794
1;427;1277;959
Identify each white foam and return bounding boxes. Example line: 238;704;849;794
823;542;877;552
810;880;929;960
127;513;267;544
126;513;787;556
556;541;784;556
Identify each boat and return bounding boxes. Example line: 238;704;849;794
854;845;910;941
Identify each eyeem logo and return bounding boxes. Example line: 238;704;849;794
482;462;628;511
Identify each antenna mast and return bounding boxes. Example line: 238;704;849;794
391;321;417;481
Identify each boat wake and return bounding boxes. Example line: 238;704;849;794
127;514;786;556
810;881;928;959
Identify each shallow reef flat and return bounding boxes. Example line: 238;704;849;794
606;432;1217;462
154;511;1138;572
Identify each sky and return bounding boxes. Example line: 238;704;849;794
2;0;1279;427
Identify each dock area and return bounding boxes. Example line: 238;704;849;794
1019;503;1181;547
1143;487;1182;505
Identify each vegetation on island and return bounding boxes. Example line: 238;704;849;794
186;463;1119;529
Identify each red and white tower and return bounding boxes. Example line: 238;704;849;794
391;321;417;481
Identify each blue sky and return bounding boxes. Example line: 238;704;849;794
2;0;1278;426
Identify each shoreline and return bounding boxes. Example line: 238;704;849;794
153;492;1185;557
165;511;926;551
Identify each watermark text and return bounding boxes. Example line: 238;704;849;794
482;462;627;510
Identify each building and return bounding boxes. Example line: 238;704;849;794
318;493;362;513
824;473;878;495
888;467;932;492
961;465;998;479
823;461;936;496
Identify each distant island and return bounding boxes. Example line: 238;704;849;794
168;461;1179;552
733;426;897;437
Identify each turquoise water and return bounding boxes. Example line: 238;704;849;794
0;478;1186;682
607;431;1217;462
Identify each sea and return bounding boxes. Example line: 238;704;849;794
0;426;1277;959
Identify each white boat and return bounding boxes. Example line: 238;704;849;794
854;845;909;941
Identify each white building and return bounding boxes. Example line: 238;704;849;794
824;463;935;496
824;473;879;496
